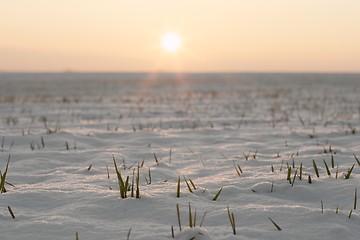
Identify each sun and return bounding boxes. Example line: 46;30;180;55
161;32;181;52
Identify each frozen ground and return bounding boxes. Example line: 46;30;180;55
0;73;360;240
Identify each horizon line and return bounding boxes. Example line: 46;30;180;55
1;71;360;75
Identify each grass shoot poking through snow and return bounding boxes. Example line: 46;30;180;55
313;160;319;178
227;206;236;235
176;203;182;231
177;176;181;198
212;187;223;201
8;206;15;219
0;155;10;193
269;217;281;231
345;164;355;179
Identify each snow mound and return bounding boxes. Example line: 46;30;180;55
175;227;213;240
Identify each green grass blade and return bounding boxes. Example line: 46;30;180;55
212;187;223;201
269;217;281;231
8;205;15;219
176;176;180;198
113;155;126;199
291;169;297;187
183;176;193;193
176;203;182;231
189;179;196;190
313;160;319;178
345;164;355;179
354;188;357;210
189;202;192;228
154;153;159;165
354;154;360;166
323;159;331;176
0;155;10;193
136;166;140;198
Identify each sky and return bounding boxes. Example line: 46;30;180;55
1;1;359;72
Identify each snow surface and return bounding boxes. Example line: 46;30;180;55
0;73;360;240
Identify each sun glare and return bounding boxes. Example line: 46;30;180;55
162;32;181;52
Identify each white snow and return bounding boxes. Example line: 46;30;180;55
0;73;359;240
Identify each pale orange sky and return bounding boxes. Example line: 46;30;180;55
1;1;359;72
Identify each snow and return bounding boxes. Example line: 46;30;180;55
0;73;359;240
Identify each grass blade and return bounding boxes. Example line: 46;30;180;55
183;176;193;193
313;160;319;178
176;203;182;231
136;166;140;198
176;176;181;198
212;187;223;201
113;155;126;199
0;155;10;193
354;188;357;210
345;164;355;179
227;206;236;235
8;205;15;219
199;211;207;227
291;169;297;187
323;159;331;176
127;227;132;240
189;179;196;190
154;153;159;165
321;200;324;213
354;154;360;166
189;202;192;228
269;217;281;231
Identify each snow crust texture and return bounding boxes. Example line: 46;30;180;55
0;73;359;240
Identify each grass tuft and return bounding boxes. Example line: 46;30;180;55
183;176;193;193
227;206;236;235
0;155;10;193
113;155;128;199
345;164;355;179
